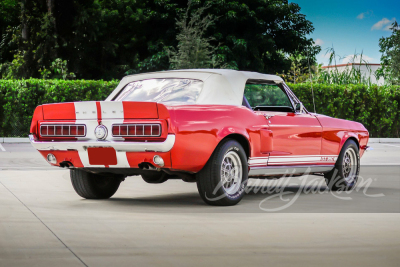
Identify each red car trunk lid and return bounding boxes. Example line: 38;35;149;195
42;101;159;120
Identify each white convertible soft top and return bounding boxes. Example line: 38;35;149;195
106;69;284;106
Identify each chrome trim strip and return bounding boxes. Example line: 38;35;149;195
248;165;334;176
29;134;175;152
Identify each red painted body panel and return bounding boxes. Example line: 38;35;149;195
256;111;322;156
31;100;369;174
315;115;369;157
30;106;44;135
42;103;76;120
39;150;84;168
123;102;159;119
126;151;172;168
168;105;266;172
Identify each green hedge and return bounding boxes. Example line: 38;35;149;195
289;83;400;138
0;79;399;137
0;79;119;137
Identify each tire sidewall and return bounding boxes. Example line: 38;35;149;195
340;141;360;188
211;140;248;203
327;140;360;190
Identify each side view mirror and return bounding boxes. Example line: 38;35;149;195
295;102;304;113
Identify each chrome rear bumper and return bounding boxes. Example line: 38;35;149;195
29;134;175;152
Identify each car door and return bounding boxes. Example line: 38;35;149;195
265;111;323;166
244;81;323;169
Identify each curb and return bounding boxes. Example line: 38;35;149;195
368;138;400;143
2;138;31;143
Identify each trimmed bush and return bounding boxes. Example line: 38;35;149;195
0;79;399;137
0;79;119;137
289;83;400;138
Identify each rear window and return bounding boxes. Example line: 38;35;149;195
114;78;203;105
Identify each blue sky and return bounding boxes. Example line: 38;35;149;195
292;0;399;65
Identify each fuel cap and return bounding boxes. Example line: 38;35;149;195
94;125;108;140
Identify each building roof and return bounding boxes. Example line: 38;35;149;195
322;63;381;69
106;69;283;106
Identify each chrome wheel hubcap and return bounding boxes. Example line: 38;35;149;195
220;151;243;195
343;147;358;184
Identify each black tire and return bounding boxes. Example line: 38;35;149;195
196;139;248;206
141;172;169;184
70;169;122;199
324;139;360;191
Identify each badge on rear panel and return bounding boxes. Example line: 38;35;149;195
95;125;108;140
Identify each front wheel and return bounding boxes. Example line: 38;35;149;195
70;169;122;199
324;139;360;191
196;139;248;206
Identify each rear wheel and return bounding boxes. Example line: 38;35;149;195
196;139;248;206
70;169;122;199
324;139;360;191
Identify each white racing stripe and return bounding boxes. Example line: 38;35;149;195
249;155;338;167
74;102;98;120
100;101;124;119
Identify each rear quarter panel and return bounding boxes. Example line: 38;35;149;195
168;105;269;172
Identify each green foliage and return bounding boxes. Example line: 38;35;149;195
312;48;376;85
0;79;399;138
289;83;400;138
0;0;19;63
168;1;220;69
0;79;118;137
0;0;319;79
377;21;400;85
40;58;76;80
277;53;311;84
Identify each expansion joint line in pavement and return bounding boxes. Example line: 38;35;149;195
0;180;88;267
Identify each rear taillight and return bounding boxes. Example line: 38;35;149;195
40;124;86;137
112;124;161;137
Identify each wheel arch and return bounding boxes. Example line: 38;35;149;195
219;133;251;159
340;135;360;153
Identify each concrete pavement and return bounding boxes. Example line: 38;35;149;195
0;143;399;266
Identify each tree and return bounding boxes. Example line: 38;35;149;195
377;21;400;85
168;1;219;69
1;0;319;80
277;52;310;84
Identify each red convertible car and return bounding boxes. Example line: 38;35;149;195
29;69;369;206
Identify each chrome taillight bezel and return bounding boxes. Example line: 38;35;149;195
111;124;161;137
40;124;87;137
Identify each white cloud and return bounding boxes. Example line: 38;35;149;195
357;11;373;20
342;54;374;64
314;38;324;46
371;17;396;31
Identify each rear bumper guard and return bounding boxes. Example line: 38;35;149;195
29;134;175;153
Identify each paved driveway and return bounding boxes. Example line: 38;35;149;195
0;143;399;266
